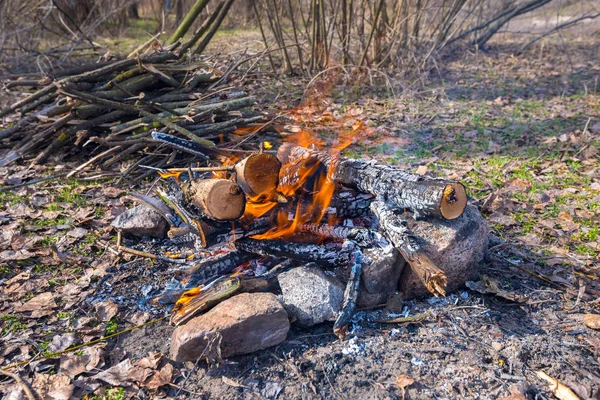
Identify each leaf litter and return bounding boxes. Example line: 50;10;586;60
0;34;599;399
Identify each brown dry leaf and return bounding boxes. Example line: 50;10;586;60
74;206;96;223
536;371;580;400
67;227;88;239
498;384;526;400
48;333;80;353
395;374;415;400
466;276;528;303
60;347;104;378
505;178;531;193
93;359;134;386
14;292;57;314
415;165;428;175
94;300;119;322
395;374;414;388
222;376;247;388
1;249;36;261
583;336;600;352
10;234;43;250
136;352;163;369
144;363;174;390
32;373;74;400
583;314;600;330
557;211;574;222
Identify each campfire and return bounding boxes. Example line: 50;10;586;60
112;118;483;360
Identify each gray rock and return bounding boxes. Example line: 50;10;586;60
111;204;168;238
170;293;289;361
400;205;489;299
278;265;345;327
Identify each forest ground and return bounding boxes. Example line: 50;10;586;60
1;27;599;399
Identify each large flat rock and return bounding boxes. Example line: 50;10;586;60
170;292;289;361
400;205;489;299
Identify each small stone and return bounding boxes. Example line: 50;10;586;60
170;293;289;361
492;342;503;351
400;205;489;299
584;314;600;330
278;265;345;327
111;205;168;238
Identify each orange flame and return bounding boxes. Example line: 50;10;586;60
249;121;355;241
173;287;200;310
158;170;183;179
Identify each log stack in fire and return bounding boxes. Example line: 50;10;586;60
111;131;489;362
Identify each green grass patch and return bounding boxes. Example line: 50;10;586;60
1;314;27;335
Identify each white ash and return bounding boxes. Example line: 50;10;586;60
341;336;366;356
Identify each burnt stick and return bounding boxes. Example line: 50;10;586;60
333;240;364;339
235;239;351;268
180;248;254;285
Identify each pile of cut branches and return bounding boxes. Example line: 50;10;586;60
0;48;265;182
0;0;267;183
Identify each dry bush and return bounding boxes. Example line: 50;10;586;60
0;0;136;73
251;0;600;76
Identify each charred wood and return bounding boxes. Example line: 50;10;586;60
235;239;350;268
370;198;447;296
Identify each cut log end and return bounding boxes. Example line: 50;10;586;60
439;182;467;220
235;153;281;200
189;179;246;221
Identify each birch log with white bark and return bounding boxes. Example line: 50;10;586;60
280;145;467;220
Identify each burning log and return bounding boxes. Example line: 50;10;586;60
280;145;467;220
370;198;447;297
277;155;326;196
235;153;281;201
171;276;242;326
187;179;246;221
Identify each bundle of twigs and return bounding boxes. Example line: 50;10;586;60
0;0;265;182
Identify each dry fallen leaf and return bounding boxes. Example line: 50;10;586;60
144;363;174;390
583;314;600;330
466;276;528;303
395;374;415;399
222;376;247;388
93;359;134;387
536;370;580;400
415;165;428;175
94;300;119;322
14;292;57;316
32;373;74;400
